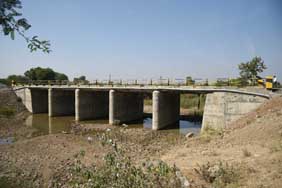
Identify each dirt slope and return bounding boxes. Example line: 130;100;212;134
162;95;282;187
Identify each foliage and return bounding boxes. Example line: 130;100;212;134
195;161;240;188
200;126;224;143
202;126;224;136
238;57;267;86
180;94;206;110
0;106;15;117
4;74;29;85
0;78;9;85
242;148;251;157
186;76;195;85
215;78;230;87
54;72;68;81
270;141;282;153
1;67;68;85
73;75;89;84
24;67;68;81
229;78;244;87
0;0;51;53
51;132;188;188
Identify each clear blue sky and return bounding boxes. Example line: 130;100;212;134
0;0;281;81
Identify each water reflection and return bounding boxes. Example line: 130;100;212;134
25;114;202;136
0;137;14;145
25;114;73;136
129;118;202;135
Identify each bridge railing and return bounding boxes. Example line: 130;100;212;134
12;78;245;88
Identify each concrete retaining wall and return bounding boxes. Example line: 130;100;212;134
75;89;109;121
202;92;267;131
109;90;144;125
15;88;48;113
152;91;180;130
15;88;32;112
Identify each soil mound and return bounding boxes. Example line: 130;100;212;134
162;95;282;188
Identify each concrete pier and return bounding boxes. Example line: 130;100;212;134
75;89;109;121
152;91;180;130
109;90;144;125
48;88;75;117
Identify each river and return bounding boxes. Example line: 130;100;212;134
25;114;202;136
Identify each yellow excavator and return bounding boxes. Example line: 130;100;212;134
257;75;277;90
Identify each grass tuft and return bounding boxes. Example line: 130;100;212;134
195;161;240;188
0;106;15;117
242;148;251;157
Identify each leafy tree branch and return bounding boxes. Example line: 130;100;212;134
0;0;51;53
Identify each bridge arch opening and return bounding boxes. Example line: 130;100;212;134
31;88;49;113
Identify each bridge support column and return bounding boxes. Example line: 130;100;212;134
109;90;144;125
75;89;109;121
152;91;180;130
48;88;75;117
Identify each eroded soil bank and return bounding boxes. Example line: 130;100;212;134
0;87;282;188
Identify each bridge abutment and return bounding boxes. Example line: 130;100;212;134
15;88;48;113
202;92;267;131
75;89;109;121
152;91;180;130
109;90;144;125
48;88;75;117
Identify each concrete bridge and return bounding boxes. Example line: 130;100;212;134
13;85;270;131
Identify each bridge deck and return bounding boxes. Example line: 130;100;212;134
13;85;271;99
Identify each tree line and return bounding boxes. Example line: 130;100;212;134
0;67;88;85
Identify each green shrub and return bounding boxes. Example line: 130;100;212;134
270;141;282;153
51;132;188;188
0;106;15;117
180;94;206;110
144;99;152;106
242;148;251;157
196;161;240;188
201;126;224;137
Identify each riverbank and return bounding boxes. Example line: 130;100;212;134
0;87;282;187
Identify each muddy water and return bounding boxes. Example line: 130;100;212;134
25;114;201;136
0;137;14;145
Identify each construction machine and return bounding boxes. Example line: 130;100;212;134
257;75;278;90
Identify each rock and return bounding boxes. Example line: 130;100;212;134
106;128;111;132
208;165;220;178
26;133;32;138
113;120;121;125
185;132;194;138
176;170;190;187
122;123;128;128
87;136;93;143
183;179;190;187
